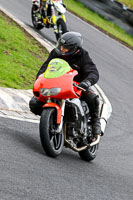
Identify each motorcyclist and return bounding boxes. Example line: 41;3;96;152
33;0;58;31
40;0;64;32
29;31;101;137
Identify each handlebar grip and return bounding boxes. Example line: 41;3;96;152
73;82;86;92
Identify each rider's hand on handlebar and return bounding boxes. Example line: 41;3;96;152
79;80;91;92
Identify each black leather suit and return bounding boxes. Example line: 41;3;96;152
29;47;101;135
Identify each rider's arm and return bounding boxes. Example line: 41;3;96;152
81;50;99;86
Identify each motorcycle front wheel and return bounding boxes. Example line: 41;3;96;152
31;5;44;30
77;142;98;162
55;18;67;40
40;108;64;158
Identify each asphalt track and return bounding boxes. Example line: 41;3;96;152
0;0;133;199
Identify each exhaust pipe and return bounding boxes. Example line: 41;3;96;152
65;135;101;152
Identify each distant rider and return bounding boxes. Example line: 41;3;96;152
29;32;101;137
40;0;65;32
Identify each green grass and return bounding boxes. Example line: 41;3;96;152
0;1;132;89
117;0;133;9
0;12;49;89
64;0;133;49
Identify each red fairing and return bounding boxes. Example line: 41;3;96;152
33;69;81;101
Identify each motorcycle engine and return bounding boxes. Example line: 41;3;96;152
64;100;89;139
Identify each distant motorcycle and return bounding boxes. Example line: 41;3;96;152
31;0;67;40
32;58;109;162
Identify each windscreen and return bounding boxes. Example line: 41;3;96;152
43;58;70;79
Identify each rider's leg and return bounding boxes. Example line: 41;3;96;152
81;89;101;137
41;0;47;18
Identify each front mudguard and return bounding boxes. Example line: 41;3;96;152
43;103;62;124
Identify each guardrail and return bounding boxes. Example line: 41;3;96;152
77;0;133;36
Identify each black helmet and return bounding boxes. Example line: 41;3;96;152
55;32;83;56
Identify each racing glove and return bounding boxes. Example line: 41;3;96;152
79;80;91;91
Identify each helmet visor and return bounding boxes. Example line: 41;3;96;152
56;38;77;56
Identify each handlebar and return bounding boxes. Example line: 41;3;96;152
73;82;86;92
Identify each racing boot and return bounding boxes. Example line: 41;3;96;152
88;95;101;137
81;90;102;137
91;113;101;137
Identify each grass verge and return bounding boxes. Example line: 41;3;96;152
64;0;133;49
0;1;132;89
0;11;49;89
117;0;133;9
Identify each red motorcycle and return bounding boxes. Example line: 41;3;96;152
33;58;102;161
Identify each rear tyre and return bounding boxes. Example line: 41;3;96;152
77;143;98;162
31;5;44;30
40;108;64;158
55;18;67;40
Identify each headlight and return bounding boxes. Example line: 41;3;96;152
40;88;61;96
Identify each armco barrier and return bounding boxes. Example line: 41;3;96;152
77;0;133;36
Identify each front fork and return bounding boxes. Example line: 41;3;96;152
55;100;66;133
43;100;66;133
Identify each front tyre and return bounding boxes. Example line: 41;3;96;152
40;108;64;158
31;5;44;30
78;143;98;162
55;18;67;40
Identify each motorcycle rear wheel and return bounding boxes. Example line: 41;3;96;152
40;108;64;158
31;5;44;30
77;143;98;162
55;18;67;40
